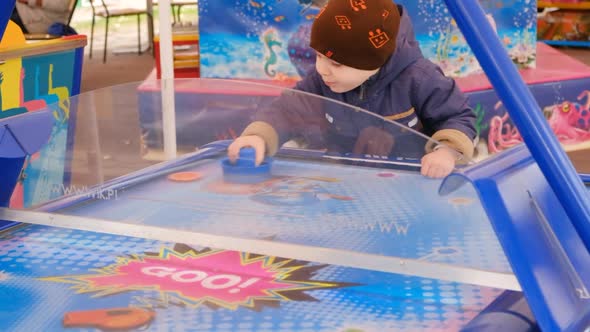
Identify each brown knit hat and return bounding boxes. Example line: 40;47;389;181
310;0;401;70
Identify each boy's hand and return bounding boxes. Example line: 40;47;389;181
227;135;267;166
353;126;395;157
420;146;458;178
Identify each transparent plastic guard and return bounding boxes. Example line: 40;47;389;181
0;78;516;290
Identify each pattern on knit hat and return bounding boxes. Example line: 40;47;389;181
351;0;367;11
369;29;390;49
310;0;400;70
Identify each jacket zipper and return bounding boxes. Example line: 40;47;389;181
359;83;366;101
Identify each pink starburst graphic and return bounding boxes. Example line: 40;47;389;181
86;251;297;303
41;245;352;310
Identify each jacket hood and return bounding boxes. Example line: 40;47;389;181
368;5;425;91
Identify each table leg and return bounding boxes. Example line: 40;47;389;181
146;0;154;54
112;0;155;56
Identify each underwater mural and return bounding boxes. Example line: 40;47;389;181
197;0;537;80
489;93;590;151
469;90;590;161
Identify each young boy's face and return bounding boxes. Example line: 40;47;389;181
315;52;379;93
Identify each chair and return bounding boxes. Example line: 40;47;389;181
172;0;197;24
153;0;197;24
89;0;149;63
66;0;78;26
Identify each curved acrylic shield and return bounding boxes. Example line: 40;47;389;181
0;79;513;292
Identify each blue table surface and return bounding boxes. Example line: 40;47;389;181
61;156;512;274
2;154;578;331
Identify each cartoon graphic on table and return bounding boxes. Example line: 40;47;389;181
206;176;353;206
39;243;353;330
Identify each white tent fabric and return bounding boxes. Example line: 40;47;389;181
158;0;178;160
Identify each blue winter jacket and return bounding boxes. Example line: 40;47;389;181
243;5;476;159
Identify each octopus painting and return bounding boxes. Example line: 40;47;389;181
487;91;590;154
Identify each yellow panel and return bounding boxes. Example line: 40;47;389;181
0;20;26;49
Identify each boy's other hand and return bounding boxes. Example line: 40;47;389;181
228;135;267;166
420;146;458;178
353;126;395;157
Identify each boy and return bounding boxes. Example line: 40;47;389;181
229;0;476;178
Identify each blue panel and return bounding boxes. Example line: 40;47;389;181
461;291;538;332
0;0;16;42
71;47;84;96
0;110;54;207
0;157;24;208
441;145;590;332
0;110;54;157
0;125;24;158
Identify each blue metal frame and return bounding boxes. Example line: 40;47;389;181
443;0;590;330
543;40;590;48
441;146;590;332
442;0;590;251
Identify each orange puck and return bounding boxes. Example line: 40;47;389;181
167;171;202;182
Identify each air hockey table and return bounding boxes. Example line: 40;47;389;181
1;76;563;332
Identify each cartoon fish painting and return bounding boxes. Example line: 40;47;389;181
0;270;10;281
249;0;263;8
274;15;286;22
298;0;328;13
262;29;282;77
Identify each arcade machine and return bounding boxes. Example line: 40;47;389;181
0;0;589;331
0;0;86;209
